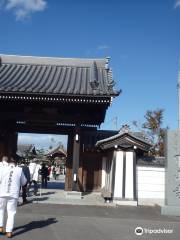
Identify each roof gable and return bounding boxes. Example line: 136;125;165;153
45;144;67;157
96;125;152;151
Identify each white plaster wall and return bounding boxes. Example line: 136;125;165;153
114;151;124;198
101;157;106;188
137;166;165;206
125;152;134;199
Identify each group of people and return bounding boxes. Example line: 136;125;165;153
21;159;51;203
51;165;62;180
0;156;51;238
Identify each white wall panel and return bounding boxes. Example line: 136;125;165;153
137;166;165;205
125;152;134;199
114;151;124;198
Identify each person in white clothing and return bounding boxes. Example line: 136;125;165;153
0;156;9;167
28;160;36;179
0;157;27;238
28;159;41;195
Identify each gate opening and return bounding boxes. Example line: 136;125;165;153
17;133;68;192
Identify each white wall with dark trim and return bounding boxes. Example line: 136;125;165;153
137;166;165;206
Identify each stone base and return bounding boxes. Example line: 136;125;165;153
138;198;165;206
65;191;82;199
113;200;138;206
161;205;180;216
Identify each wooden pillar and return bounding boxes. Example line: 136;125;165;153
0;120;17;160
72;125;81;191
65;133;73;191
0;122;6;159
0;132;17;160
0;140;6;160
78;143;84;192
102;151;115;198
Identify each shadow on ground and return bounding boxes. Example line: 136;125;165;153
37;191;56;196
46;181;65;189
33;197;49;202
14;218;58;236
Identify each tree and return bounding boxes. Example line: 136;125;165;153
133;109;167;156
23;148;45;163
36;148;46;160
23;146;37;163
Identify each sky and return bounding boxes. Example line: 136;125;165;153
0;0;180;149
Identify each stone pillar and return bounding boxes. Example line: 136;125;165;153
161;131;180;216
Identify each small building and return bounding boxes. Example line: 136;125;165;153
96;125;153;205
17;144;36;161
45;144;67;167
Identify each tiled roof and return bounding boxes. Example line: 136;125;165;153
82;130;117;148
96;125;152;151
0;54;119;97
17;144;36;157
96;125;152;147
45;144;67;157
137;157;165;167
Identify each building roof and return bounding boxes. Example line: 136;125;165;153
45;144;67;158
96;125;152;151
0;54;119;98
82;129;117;150
137;156;165;167
17;144;36;157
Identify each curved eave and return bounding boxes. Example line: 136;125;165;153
0;92;117;104
96;133;152;151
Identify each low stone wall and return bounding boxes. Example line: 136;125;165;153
137;166;165;206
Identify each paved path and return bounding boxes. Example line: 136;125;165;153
1;204;180;240
8;177;179;240
24;177;115;206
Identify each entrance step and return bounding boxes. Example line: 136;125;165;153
65;191;82;199
113;200;138;206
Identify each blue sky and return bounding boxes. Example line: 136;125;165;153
0;0;180;148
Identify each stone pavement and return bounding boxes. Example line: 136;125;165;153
1;204;180;240
23;177;116;206
3;177;177;240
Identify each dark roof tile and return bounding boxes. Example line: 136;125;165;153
0;55;119;97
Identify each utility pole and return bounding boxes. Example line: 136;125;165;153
112;116;118;130
178;72;180;130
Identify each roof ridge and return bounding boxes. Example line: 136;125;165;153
0;54;106;67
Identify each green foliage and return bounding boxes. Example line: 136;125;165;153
23;146;36;162
143;109;164;134
36;148;46;160
23;147;46;163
